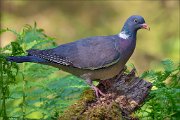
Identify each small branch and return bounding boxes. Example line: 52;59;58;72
59;69;152;120
98;68;152;115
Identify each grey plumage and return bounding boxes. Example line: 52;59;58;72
27;35;121;70
7;15;150;97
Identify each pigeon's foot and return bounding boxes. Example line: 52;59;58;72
91;85;105;97
85;78;105;97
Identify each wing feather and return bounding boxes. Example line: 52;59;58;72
27;35;121;70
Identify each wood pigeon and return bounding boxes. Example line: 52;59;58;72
7;15;150;97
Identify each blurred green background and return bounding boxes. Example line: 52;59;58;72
0;0;179;73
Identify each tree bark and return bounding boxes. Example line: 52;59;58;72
59;69;152;120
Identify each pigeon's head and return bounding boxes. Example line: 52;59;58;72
124;15;150;32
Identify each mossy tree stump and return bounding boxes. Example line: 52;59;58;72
59;69;152;120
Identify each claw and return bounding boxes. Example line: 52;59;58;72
85;78;105;97
91;85;105;97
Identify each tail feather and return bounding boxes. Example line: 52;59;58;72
7;56;47;63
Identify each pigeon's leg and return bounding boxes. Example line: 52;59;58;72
86;79;105;97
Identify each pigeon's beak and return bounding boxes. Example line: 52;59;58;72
141;23;150;31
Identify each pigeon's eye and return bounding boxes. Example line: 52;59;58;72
134;19;138;23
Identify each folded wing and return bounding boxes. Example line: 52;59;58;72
27;35;121;70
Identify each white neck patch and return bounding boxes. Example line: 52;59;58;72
118;31;130;39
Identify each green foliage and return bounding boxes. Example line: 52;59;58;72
0;54;19;120
0;24;87;120
135;59;180;120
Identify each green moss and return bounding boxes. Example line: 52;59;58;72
80;89;96;102
59;89;122;120
82;102;122;120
